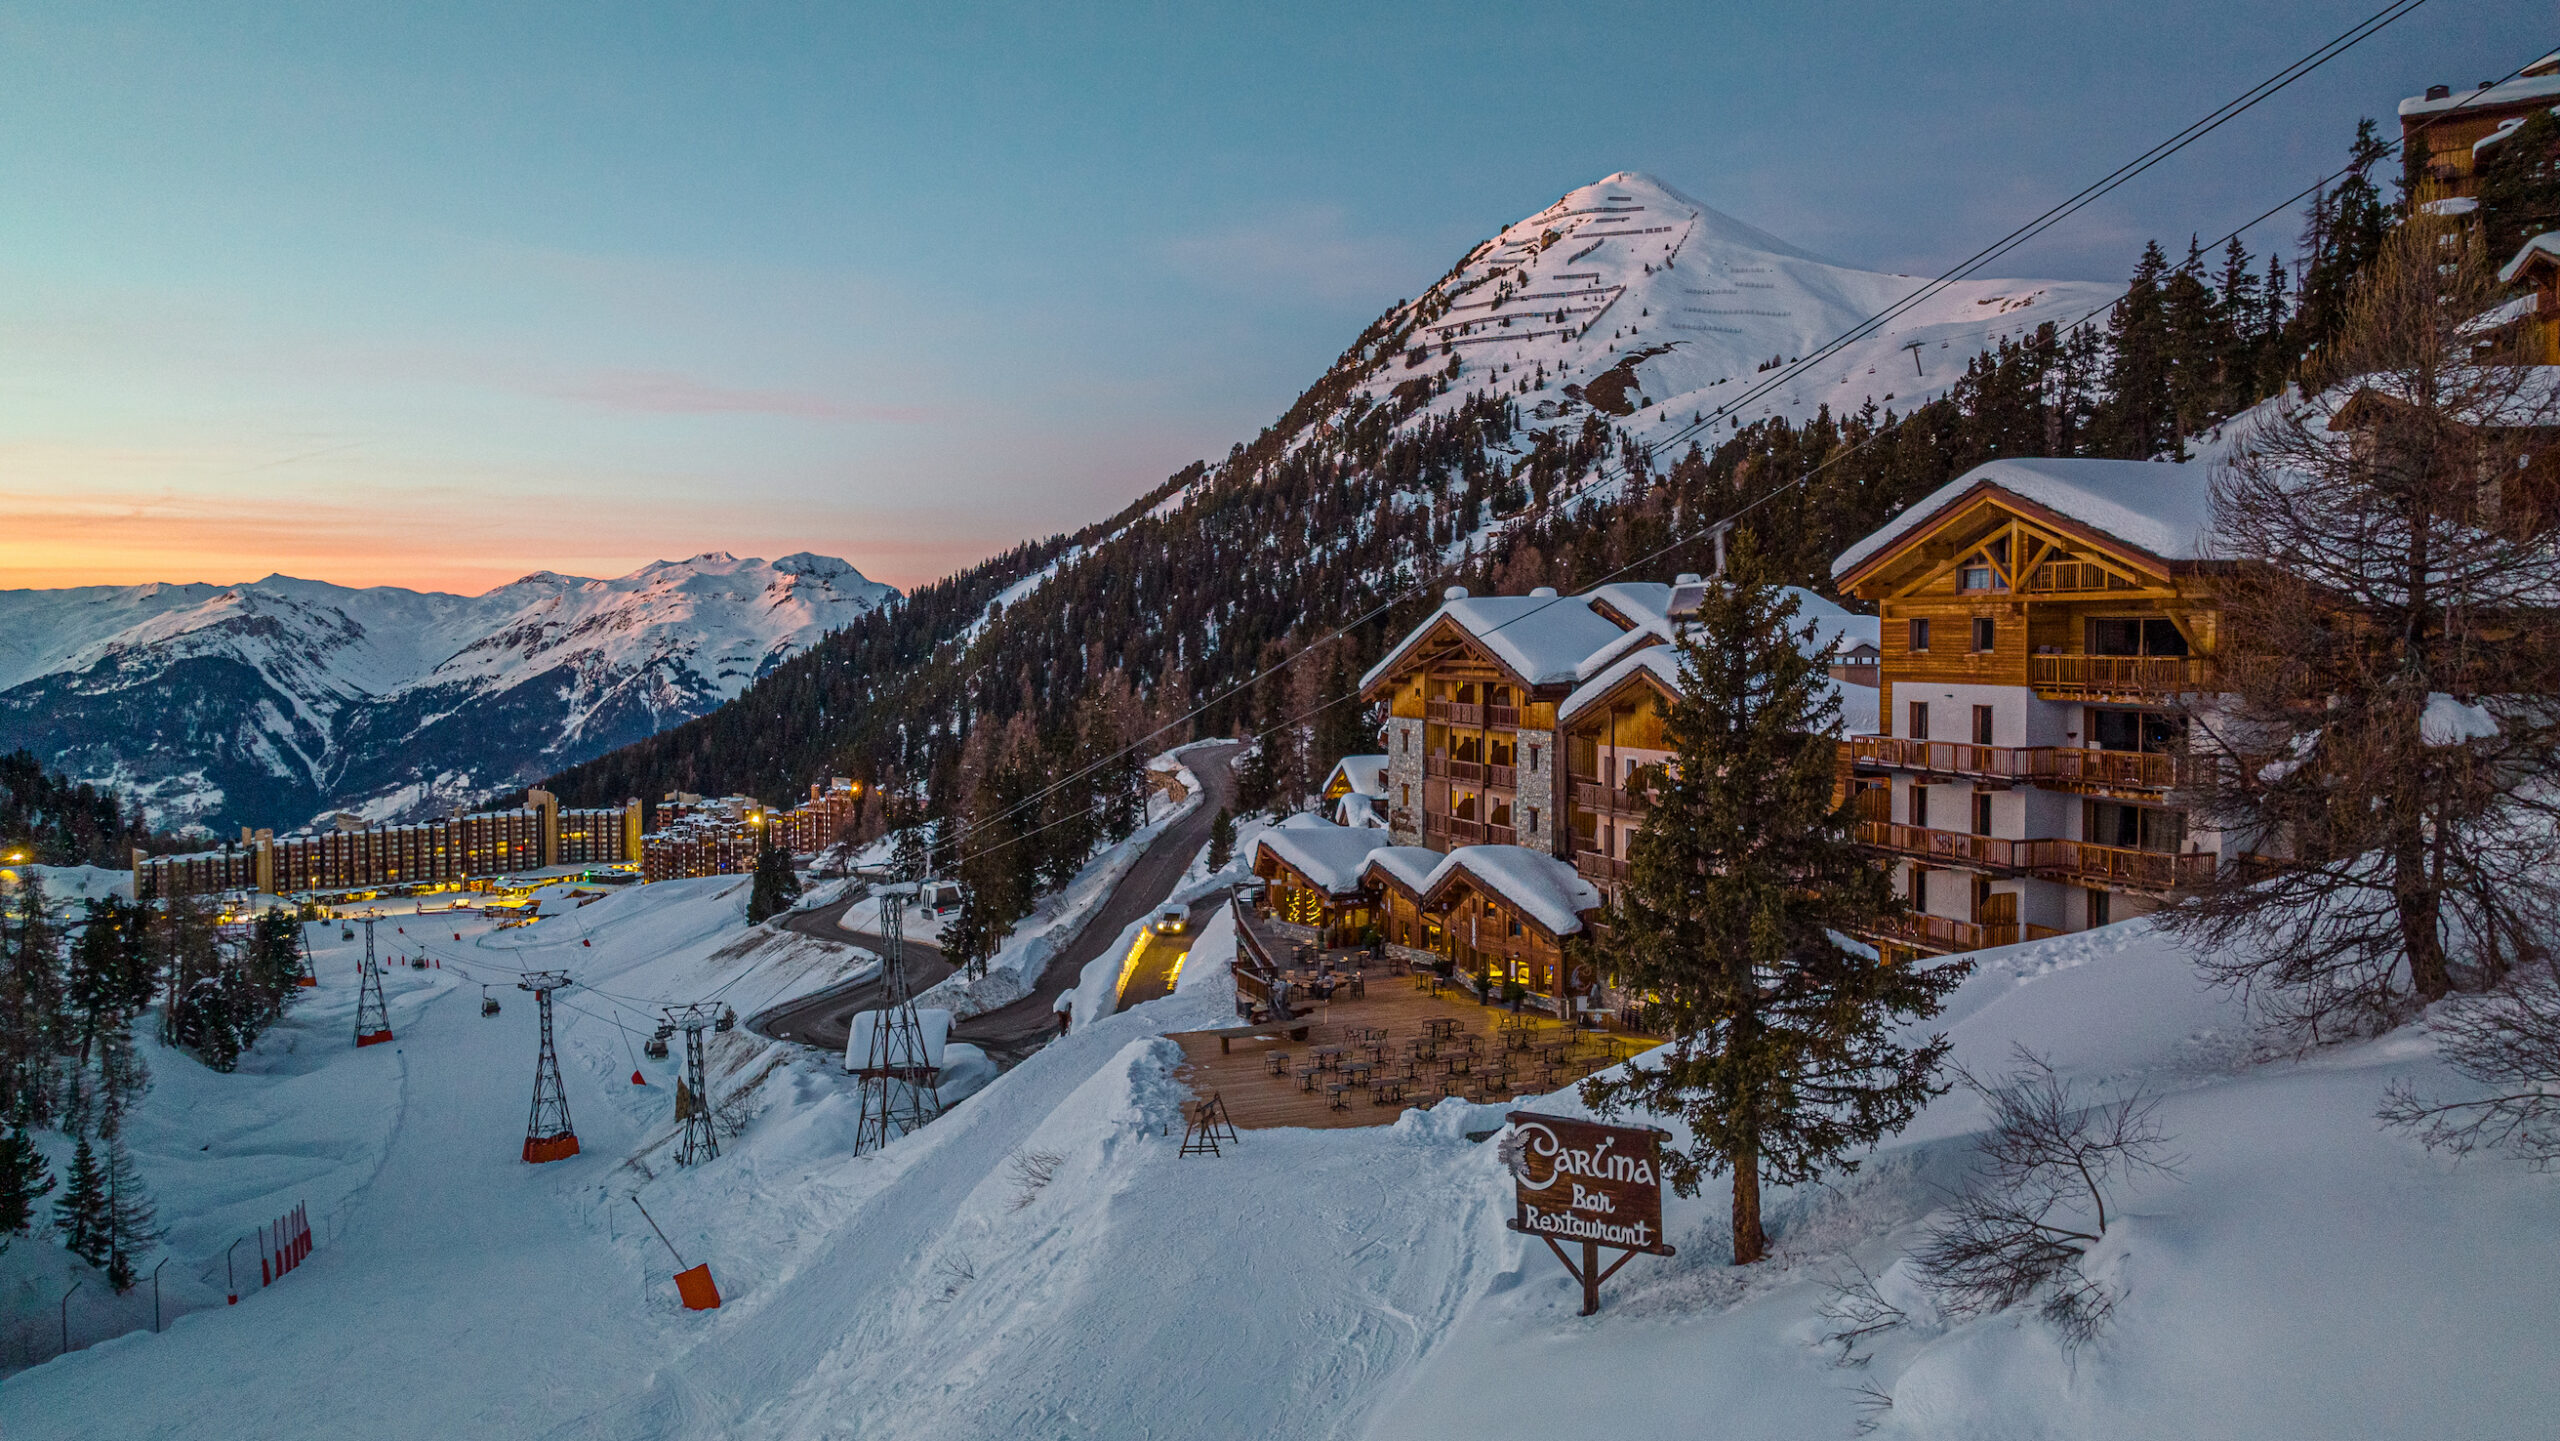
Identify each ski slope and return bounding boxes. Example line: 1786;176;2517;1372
8;885;2556;1439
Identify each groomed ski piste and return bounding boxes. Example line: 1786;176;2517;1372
5;866;2558;1437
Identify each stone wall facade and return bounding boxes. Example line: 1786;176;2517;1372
1384;715;1426;847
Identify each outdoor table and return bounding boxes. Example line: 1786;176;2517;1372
1296;1065;1322;1092
1424;1017;1460;1040
1372;1076;1407;1106
1344;1060;1373;1082
1266;1050;1291;1076
1327;1083;1351;1112
1313;1045;1344;1069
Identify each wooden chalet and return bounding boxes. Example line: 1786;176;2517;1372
1831;456;2232;953
1362;845;1600;1010
2399;54;2560;201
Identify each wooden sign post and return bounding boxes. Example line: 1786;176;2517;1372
1501;1110;1676;1315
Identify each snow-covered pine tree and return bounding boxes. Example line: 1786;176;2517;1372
1207;807;1236;874
53;1134;106;1267
99;1127;156;1291
0;1125;54;1249
746;837;801;924
1579;537;1968;1264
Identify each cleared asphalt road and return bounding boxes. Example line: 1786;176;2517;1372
750;740;1239;1066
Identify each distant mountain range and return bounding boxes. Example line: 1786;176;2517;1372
541;171;2126;815
0;553;896;833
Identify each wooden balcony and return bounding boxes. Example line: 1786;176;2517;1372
2024;839;2214;892
1569;775;1652;816
1425;755;1481;783
1855;821;2028;872
1864;912;2067;956
1427;814;1488;845
2029;653;2209;699
1574;849;1630;883
1424;699;1520;730
1486;822;1518;847
1850;737;2178;790
1489;763;1518;790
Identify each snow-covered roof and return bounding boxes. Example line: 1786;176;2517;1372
2499;231;2560;285
1832;458;2217;581
1556;642;1876;735
1359;590;1636;692
1253;823;1398;896
1324;755;1389;797
1332;793;1387;829
2401;72;2560;118
2462;293;2539;337
1422;846;1603;937
1360;845;1446;899
845;1006;952;1072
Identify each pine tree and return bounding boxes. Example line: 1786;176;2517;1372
2476;108;2560;262
746;837;802;924
1207;807;1236;873
99;1128;156;1291
0;874;66;1126
1580;539;1968;1264
54;1134;106;1267
0;1125;53;1249
2094;241;2176;458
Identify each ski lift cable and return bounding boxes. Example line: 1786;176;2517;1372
944;54;2553;874
942;3;2460;857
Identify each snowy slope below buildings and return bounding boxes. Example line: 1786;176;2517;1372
0;553;895;831
13;880;2553;1440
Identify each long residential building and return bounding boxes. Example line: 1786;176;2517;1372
134;789;644;898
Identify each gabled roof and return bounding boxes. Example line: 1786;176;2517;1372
2401;71;2560;118
1323;755;1389;797
1253;822;1399;897
1557;642;1876;735
2501;231;2560;286
1359;590;1636;693
1831;458;2217;585
1417;846;1603;938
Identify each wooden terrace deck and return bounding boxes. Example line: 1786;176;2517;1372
1167;976;1651;1132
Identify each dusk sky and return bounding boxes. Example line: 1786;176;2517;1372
0;1;2540;595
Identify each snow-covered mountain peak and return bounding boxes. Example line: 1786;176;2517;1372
1355;169;2121;445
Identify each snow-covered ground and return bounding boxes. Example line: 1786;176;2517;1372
8;878;2554;1438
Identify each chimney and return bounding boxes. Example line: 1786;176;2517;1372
2426;84;2450;100
1444;586;1469;601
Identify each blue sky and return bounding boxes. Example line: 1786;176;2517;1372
0;1;2541;592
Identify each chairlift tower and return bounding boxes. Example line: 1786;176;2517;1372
850;883;940;1155
353;917;393;1047
663;1002;724;1166
518;970;579;1163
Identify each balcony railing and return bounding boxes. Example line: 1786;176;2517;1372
2029;653;2208;697
2023;839;2215;892
1425;699;1521;730
1865;912;2067;955
1570;775;1652;816
1489;763;1518;790
1850;737;2179;790
1425;755;1481;783
1427;814;1488;846
1574;849;1631;883
1486;822;1518;847
1855;822;2029;871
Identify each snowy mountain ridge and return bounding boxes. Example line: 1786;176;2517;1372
0;552;896;831
1366;171;2122;439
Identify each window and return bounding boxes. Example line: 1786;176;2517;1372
1910;783;1930;829
1400;784;1410;808
1401;730;1411;753
1972;616;1996;652
2087;887;2112;928
1528;744;1540;769
1908;701;1930;740
2087;617;2189;656
1908;865;1928;908
2090;708;2180;754
1908;617;1931;653
1525;807;1538;834
1973;790;1993;836
1960;565;1995;592
1972;704;1995;746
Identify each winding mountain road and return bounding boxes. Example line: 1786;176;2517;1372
750;741;1239;1066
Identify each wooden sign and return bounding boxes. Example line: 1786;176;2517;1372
1501;1110;1675;1314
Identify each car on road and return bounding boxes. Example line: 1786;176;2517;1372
1152;908;1187;936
